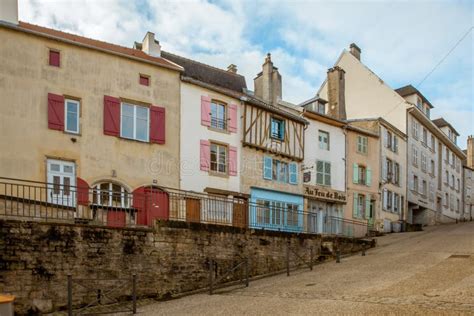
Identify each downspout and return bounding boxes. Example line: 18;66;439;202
342;125;348;222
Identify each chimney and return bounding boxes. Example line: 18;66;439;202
254;53;282;105
326;66;346;120
227;64;237;73
141;32;161;57
0;0;18;25
467;135;474;168
349;43;361;61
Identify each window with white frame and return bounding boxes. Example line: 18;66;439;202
210;143;227;174
394;162;400;185
422;128;427;146
357;135;368;154
319;130;330;150
121;102;149;142
210;100;227;130
421;153;427;172
92;182;130;208
65;99;80;134
412;120;419;139
412;145;418;166
316;160;331;186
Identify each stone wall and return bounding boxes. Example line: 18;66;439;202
0;219;371;315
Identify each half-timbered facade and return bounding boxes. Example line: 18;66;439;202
242;54;306;232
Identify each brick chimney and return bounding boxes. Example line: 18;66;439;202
254;53;282;105
141;32;161;57
349;43;361;61
326;66;347;120
227;64;237;73
0;0;18;25
467;135;474;168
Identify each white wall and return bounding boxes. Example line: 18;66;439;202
180;82;241;193
303;118;345;192
319;51;409;133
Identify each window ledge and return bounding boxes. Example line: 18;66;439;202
208;126;230;134
209;171;229;179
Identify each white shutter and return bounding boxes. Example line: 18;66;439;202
382;156;387;181
383;189;388;210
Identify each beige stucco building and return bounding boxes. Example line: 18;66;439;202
0;8;183;225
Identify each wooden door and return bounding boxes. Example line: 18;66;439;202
232;199;248;228
186;197;201;223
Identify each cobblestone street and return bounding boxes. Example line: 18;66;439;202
139;222;474;315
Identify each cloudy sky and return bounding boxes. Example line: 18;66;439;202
19;0;473;147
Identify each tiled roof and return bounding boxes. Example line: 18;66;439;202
161;51;247;93
7;21;183;71
432;118;460;136
395;84;434;109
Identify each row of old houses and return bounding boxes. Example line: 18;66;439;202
0;2;472;236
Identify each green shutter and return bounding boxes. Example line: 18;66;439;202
366;167;372;186
353;193;359;218
289;162;297;184
353;163;359;184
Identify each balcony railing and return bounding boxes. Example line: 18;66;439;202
210;117;227;130
0;177;369;238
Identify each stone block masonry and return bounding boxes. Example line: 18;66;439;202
0;219;371;315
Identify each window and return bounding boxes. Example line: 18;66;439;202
316;160;331;186
413;175;419;193
256;200;299;227
286;204;299;227
457;179;460;191
358;165;367;185
92;182;129;208
422;180;427;197
211;100;227;130
394;193;400;213
445;170;449;184
270;117;285;140
416;97;422;109
451;175;455;188
357;194;366;218
421;153;427;172
394;163;400;185
412;145;418;166
412;120;419;139
272;159;288;182
121;102;149;142
139;74;150;86
386;130;392;149
456;199;460;212
392;135;398;153
49;49;60;67
319;130;330;150
357;135;368;154
387;191;393;211
47;159;76;207
210;143;227;174
431;135;435;152
317;103;325;114
430;160;435;176
422;128;427;146
445;147;450;164
444;193;449;207
425;106;430;118
63;99;80;134
386;159;393;182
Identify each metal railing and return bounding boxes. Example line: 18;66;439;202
210;117;227;130
0;177;368;237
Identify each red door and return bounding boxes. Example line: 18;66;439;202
136;187;169;226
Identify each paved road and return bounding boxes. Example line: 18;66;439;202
139;222;474;315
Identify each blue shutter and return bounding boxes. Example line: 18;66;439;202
353;163;359;184
353;193;359;218
366;167;372;186
289;163;297;184
263;156;272;180
280;120;285;140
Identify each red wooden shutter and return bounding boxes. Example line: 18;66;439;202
103;95;120;136
150;106;165;144
48;93;65;131
200;140;210;171
49;50;60;67
201;96;211;126
228;104;237;133
229;146;237;176
76;177;89;206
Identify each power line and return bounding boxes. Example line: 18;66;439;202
382;26;473;118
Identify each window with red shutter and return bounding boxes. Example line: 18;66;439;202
48;93;65;130
103;96;121;136
49;50;60;67
150;106;165;144
139;74;150;86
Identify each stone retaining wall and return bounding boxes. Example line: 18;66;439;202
0;219;372;314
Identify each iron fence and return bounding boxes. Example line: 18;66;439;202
0;177;368;237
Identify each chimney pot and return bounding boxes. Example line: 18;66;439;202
349;43;361;61
0;0;18;25
227;64;237;73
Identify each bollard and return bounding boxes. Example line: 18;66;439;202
208;259;214;295
336;250;341;263
67;274;72;316
132;274;137;315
